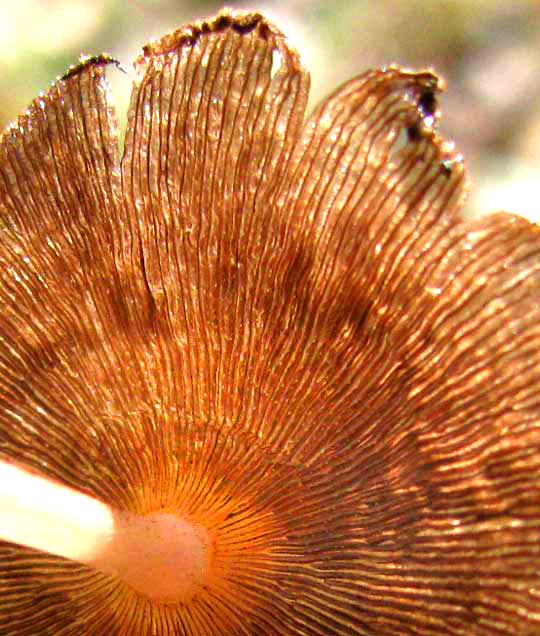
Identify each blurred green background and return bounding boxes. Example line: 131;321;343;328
1;0;538;219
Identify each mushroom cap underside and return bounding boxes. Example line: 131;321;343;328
0;8;539;636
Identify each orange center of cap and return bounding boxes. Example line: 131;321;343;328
103;512;211;603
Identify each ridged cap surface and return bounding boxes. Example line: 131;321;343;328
0;9;539;635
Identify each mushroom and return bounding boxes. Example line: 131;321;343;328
0;8;539;635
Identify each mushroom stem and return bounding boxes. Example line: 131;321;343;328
0;459;210;601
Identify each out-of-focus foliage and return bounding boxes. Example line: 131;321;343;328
1;0;539;219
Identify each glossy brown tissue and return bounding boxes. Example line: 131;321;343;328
0;9;539;635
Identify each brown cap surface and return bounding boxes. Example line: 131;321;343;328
0;8;539;635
